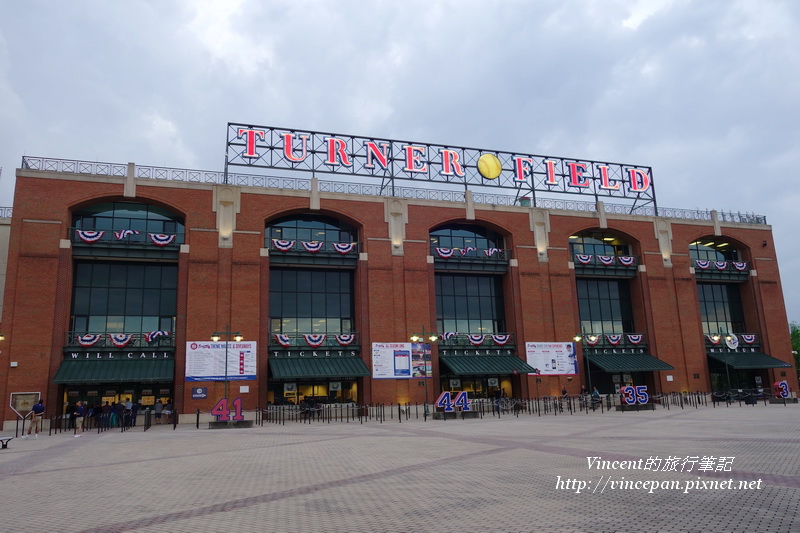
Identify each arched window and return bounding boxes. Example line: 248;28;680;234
72;201;184;245
569;231;629;256
267;214;356;244
689;238;741;262
429;224;504;252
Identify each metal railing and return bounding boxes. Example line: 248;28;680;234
19;157;767;225
66;331;175;349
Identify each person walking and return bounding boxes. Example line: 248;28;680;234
23;399;45;439
74;401;86;437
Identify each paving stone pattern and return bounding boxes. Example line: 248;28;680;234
1;406;798;532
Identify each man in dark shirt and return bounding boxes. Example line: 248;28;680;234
23;399;45;439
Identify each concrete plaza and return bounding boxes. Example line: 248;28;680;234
1;405;798;533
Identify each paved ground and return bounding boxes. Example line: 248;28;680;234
1;404;798;533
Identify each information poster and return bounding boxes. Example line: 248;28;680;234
525;342;578;375
372;342;432;379
185;341;257;381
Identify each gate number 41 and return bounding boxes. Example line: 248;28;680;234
211;398;245;421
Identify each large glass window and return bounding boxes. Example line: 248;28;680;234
267;215;356;244
569;231;630;256
73;202;184;241
435;274;505;333
689;238;741;262
269;269;354;333
576;279;633;334
697;283;745;334
430;224;504;251
71;261;177;333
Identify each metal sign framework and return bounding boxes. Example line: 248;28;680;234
225;123;657;211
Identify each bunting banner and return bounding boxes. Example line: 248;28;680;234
575;254;593;264
491;334;510;345
740;334;756;344
706;334;721;345
109;333;133;348
275;334;292;347
732;261;748;271
77;334;101;347
725;334;739;350
333;242;356;254
605;334;622;346
335;334;356;346
114;229;141;240
713;261;728;270
467;334;486;346
460;246;477;255
617;256;636;266
598;255;615;266
303;333;326;347
76;230;105;243
148;234;175;246
271;239;295;251
627;334;643;345
435;247;456;258
695;260;711;270
145;330;170;343
483;248;502;257
301;241;324;253
442;332;458;341
585;335;600;346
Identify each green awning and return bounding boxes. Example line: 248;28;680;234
439;355;537;376
269;357;371;379
53;359;175;384
708;352;793;369
587;353;675;372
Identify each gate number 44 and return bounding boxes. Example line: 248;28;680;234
436;391;471;412
620;385;649;405
211;398;245;421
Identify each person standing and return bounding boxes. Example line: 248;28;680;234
154;399;163;424
74;401;85;437
23;399;45;439
164;400;173;424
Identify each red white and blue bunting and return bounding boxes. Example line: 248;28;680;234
149;234;175;246
335;334;356;346
109;333;133;348
77;334;101;346
598;255;615;266
627;334;643;345
442;332;458;341
304;333;326;347
435;247;456;258
467;334;486;346
333;242;356;254
491;334;510;345
271;239;296;251
733;261;748;271
301;241;324;253
145;330;170;343
585;335;600;346
695;260;711;270
706;334;721;345
76;230;105;243
275;334;292;347
605;334;622;346
114;229;141;240
617;256;636;266
714;261;728;270
576;254;593;264
740;334;756;344
460;246;477;255
483;248;502;257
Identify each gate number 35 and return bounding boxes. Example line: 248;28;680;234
620;385;649;405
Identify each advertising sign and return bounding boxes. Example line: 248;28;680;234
372;342;432;379
185;341;257;381
525;342;578;375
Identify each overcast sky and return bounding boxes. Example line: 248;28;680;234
2;1;799;322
